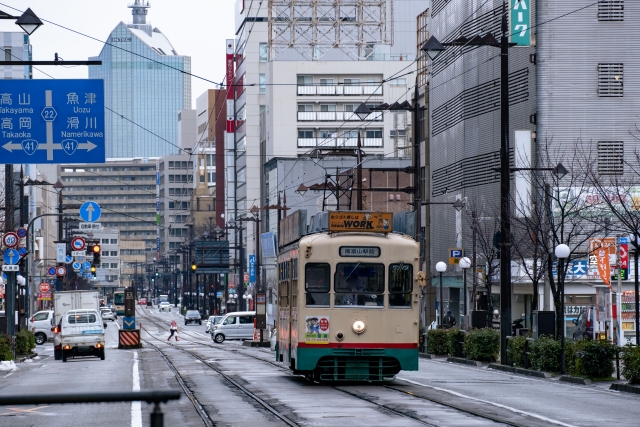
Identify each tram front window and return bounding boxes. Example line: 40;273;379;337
389;263;412;307
335;263;384;307
305;263;330;306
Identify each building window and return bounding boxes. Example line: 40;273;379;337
259;43;268;62
110;263;118;269
320;104;336;112
343;104;356;112
101;239;109;244
237;168;246;185
390;78;407;86
4;48;11;61
110;239;118;244
598;64;623;97
366;130;382;138
598;141;624;175
344;78;360;85
200;175;205;183
319;78;334;85
598;0;624;21
110;251;118;257
297;75;313;86
298;130;314;138
259;74;266;94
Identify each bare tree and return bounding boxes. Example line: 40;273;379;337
513;138;605;338
587;144;640;343
463;198;502;316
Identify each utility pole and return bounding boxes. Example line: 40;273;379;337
5;164;16;339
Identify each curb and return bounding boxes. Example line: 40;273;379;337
419;353;437;359
447;357;482;367
559;375;591;385
610;383;640;395
488;363;551;378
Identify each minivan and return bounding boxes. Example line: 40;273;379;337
211;311;256;343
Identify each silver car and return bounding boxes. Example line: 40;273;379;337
159;302;172;312
28;310;54;345
100;308;116;321
206;315;224;333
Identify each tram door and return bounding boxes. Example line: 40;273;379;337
278;260;292;364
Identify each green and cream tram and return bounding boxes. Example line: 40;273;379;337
276;211;423;381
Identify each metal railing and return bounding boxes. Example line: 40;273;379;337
0;390;180;427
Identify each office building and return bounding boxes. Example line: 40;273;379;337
89;0;191;158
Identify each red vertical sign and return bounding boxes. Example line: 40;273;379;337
226;39;235;134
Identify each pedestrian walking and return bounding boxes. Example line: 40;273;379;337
168;320;179;341
443;310;456;329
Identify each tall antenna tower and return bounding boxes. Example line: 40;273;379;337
268;0;393;61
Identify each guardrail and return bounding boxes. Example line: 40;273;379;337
0;390;180;427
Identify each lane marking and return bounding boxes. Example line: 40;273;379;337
131;351;142;427
398;377;576;427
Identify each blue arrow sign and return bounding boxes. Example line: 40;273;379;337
72;262;81;270
79;201;101;223
0;79;105;164
83;261;91;270
3;249;19;265
65;255;73;264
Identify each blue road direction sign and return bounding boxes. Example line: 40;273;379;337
0;79;105;164
72;262;81;271
83;261;91;270
79;201;101;223
3;249;19;265
123;317;136;330
65;255;73;264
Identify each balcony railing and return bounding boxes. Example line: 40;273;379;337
297;137;383;148
297;111;383;122
297;85;383;96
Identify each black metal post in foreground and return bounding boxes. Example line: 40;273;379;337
439;272;444;327
498;0;512;366
0;390;180;427
559;257;566;374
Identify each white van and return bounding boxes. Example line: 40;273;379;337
211;311;256;343
53;309;106;362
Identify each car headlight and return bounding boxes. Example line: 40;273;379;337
213;325;218;330
352;320;366;334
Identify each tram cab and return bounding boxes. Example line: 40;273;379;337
276;211;424;382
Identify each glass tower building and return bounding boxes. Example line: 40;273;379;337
89;0;191;158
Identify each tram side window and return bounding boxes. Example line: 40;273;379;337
389;263;413;307
335;263;384;307
305;263;330;306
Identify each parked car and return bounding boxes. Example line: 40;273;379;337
211;311;256;343
206;315;224;333
28;310;54;345
573;305;595;340
184;310;202;325
159;302;172;312
138;298;147;305
100;308;115;321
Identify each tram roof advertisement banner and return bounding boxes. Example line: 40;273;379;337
305;316;330;344
328;212;393;233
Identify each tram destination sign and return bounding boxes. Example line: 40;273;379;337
0;79;105;164
329;212;393;233
339;246;381;257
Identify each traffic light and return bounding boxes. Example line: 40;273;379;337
155;269;159;278
191;261;197;272
91;244;101;265
91;265;97;277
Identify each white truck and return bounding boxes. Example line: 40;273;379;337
52;291;106;361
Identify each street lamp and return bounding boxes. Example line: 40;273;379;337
555;243;570;375
424;1;516;365
459;257;471;327
0;8;43;35
435;261;447;327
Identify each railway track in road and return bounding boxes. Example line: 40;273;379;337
137;308;528;426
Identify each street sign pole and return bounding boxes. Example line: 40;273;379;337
5;271;16;342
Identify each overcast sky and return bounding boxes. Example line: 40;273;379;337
0;0;236;108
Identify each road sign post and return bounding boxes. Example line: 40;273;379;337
0;80;105;165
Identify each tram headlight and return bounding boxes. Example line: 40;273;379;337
352;320;366;334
